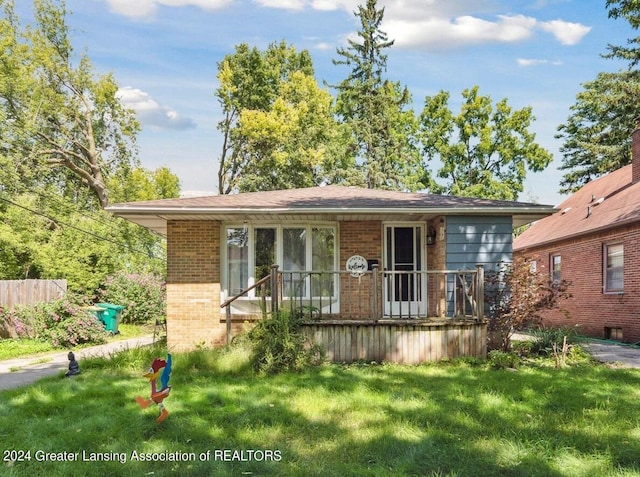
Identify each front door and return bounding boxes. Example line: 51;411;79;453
384;225;425;316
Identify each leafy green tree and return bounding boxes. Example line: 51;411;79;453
556;71;640;193
556;1;640;192
0;194;50;279
235;71;353;191
420;86;552;200
216;41;349;193
0;0;139;207
107;166;180;203
0;191;166;293
333;0;424;191
604;0;640;64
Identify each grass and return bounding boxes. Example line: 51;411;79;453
1;345;640;477
0;339;55;361
0;323;155;361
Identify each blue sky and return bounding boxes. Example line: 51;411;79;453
17;0;637;205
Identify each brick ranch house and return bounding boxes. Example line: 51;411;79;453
513;127;640;344
107;186;553;362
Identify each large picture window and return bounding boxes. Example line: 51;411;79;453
604;244;623;293
225;224;337;299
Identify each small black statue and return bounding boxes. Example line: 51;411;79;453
65;351;80;377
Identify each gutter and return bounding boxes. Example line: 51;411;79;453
105;205;556;216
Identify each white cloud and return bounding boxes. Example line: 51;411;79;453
310;0;358;11
385;14;537;49
101;0;591;50
311;1;591;50
254;0;306;9
517;58;563;67
538;19;591;45
103;0;231;19
117;87;197;130
314;42;332;50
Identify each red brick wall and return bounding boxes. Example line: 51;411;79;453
427;217;446;317
166;220;223;351
515;224;640;343
339;221;382;318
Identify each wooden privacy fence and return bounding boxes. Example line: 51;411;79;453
0;280;67;309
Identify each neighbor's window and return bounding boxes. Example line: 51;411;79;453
551;255;561;282
604;244;624;293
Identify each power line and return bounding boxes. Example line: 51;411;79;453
0;195;166;262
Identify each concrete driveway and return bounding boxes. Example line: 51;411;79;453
0;336;155;391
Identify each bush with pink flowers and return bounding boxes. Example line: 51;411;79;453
96;271;165;325
0;296;107;347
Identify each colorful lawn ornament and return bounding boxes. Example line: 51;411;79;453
135;353;172;423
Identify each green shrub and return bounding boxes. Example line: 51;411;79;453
241;309;325;374
529;326;580;356
0;295;107;348
487;350;520;369
0;306;32;338
96;271;165;324
48;313;107;348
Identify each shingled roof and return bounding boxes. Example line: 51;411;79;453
514;164;640;251
106;185;555;236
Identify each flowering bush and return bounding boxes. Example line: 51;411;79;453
96;271;165;325
48;312;107;348
0;296;107;347
0;306;32;339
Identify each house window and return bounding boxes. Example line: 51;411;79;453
312;227;335;296
225;224;337;299
255;227;276;294
283;227;307;297
226;227;249;296
604;244;624;293
551;255;561;282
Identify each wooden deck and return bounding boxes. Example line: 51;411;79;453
301;319;487;364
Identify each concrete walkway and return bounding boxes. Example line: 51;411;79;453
581;340;640;368
0;335;156;391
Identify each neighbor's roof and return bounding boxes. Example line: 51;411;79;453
514;164;640;251
106;185;555;236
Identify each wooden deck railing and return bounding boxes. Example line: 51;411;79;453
274;265;484;321
221;265;485;343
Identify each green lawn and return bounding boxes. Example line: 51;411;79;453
1;347;640;477
0;323;154;361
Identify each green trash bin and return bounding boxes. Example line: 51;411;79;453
85;305;107;324
96;303;124;334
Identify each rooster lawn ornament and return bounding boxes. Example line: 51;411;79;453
135;354;172;423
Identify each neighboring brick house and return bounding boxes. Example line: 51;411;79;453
513;128;640;343
108;186;553;354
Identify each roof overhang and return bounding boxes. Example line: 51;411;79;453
106;204;556;237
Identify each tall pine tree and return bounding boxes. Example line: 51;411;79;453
333;0;425;191
557;0;640;192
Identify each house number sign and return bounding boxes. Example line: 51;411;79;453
345;254;368;278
